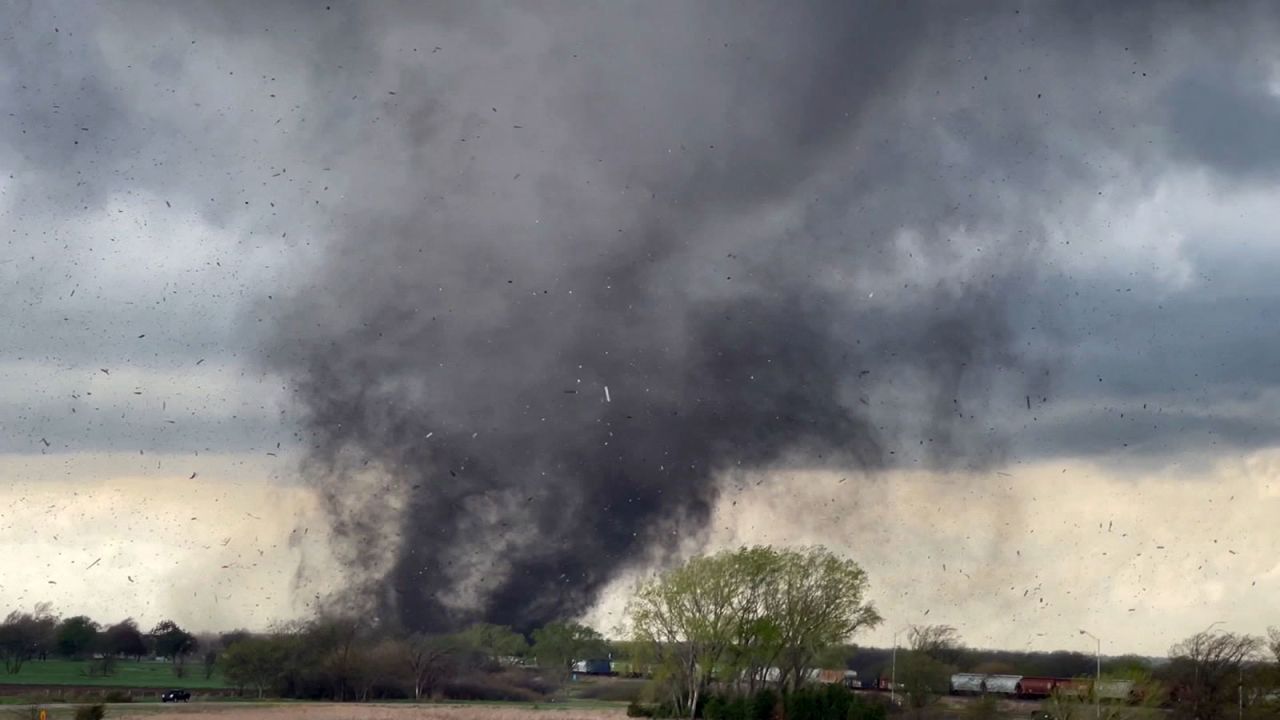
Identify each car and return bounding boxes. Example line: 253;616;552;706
161;689;191;703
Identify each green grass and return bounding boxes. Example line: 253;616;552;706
0;660;228;689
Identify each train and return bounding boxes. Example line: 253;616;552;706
864;673;1139;702
946;673;1137;701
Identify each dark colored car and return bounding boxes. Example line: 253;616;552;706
161;689;191;703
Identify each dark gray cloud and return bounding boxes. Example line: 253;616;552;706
5;1;1280;631
1166;63;1280;179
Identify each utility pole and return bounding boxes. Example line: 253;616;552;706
1079;629;1101;720
891;627;906;708
1238;662;1243;720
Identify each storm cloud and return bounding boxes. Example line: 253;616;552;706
4;1;1280;634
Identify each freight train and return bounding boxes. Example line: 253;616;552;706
946;673;1137;701
865;673;1139;702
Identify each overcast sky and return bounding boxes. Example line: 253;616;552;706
1;1;1279;656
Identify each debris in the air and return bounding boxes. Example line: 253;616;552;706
165;200;171;207
100;368;109;374
196;358;205;365
85;558;101;570
189;472;197;479
604;386;611;402
40;438;50;447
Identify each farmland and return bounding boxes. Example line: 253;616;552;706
0;660;228;689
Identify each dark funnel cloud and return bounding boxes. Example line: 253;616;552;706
256;1;1246;630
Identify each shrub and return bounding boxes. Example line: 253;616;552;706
628;701;657;717
962;694;999;720
576;679;647;702
101;690;132;703
847;696;888;720
74;705;105;720
752;688;779;720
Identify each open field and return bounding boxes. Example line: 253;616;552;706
0;660;228;689
2;701;628;720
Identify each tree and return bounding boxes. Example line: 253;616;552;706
221;637;285;698
756;547;881;693
150;620;198;676
1267;627;1279;664
349;639;404;702
908;625;962;665
896;650;952;715
403;633;461;700
630;551;744;719
55;616;99;659
532;621;607;678
102;619;148;660
456;623;528;667
0;610;49;674
628;546;880;719
1168;630;1261;720
220;630;253;650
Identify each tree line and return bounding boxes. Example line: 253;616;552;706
0;603;199;675
2;545;1275;720
881;623;1280;720
217;618;610;701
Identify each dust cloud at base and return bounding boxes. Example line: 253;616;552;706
0;452;336;633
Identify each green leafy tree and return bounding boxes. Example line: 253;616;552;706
150;620;198;676
532;621;607;678
456;623;528;666
102;619;148;660
628;545;880;718
56;616;99;659
629;554;745;717
0;610;50;673
220;629;253;650
753;547;881;692
220;637;285;698
896;650;952;715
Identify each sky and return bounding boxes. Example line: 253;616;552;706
1;1;1279;656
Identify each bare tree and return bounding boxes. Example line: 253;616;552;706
1168;631;1261;720
403;633;459;700
1267;627;1279;665
908;625;962;664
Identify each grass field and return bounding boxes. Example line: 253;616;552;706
3;702;628;720
0;660;228;689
